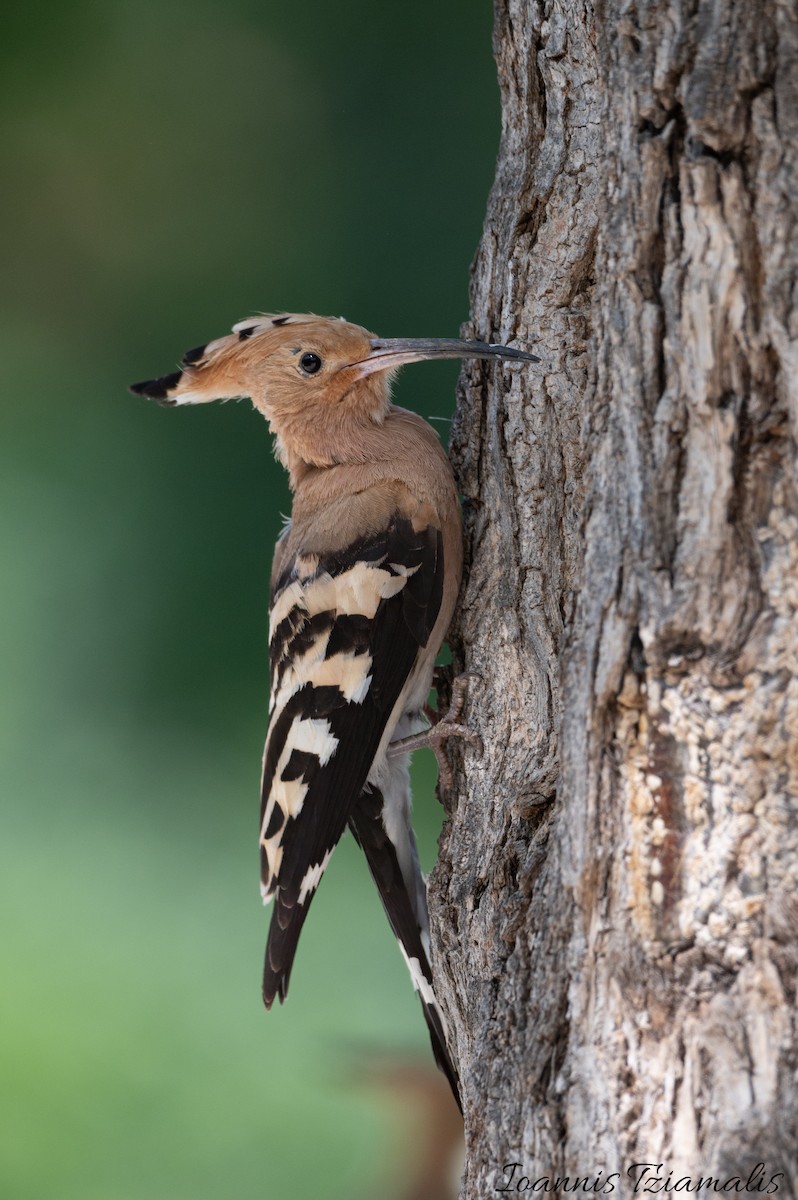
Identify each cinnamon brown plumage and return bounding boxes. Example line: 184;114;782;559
131;312;538;1106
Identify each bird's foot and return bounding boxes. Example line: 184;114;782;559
387;672;483;791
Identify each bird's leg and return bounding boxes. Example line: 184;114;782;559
387;672;483;791
423;664;452;725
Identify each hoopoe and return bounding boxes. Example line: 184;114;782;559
130;313;538;1105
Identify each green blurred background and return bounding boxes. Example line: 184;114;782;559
0;3;498;1196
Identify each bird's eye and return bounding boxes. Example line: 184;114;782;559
299;352;322;375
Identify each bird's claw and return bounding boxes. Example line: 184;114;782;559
387;671;483;792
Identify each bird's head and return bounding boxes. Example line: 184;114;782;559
130;312;538;471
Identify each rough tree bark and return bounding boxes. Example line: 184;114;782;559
430;1;798;1195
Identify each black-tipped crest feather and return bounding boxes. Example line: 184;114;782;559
128;371;183;401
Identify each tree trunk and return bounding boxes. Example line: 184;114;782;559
431;1;798;1194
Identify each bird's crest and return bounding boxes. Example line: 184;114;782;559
129;312;361;407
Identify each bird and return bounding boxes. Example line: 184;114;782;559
130;312;538;1105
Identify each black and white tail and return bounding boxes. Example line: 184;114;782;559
349;773;461;1110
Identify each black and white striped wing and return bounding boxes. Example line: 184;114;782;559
260;515;444;1007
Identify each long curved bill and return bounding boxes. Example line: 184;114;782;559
354;337;540;377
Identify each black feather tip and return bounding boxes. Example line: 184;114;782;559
128;371;183;405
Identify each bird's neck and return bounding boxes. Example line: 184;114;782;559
273;407;397;490
278;407;455;527
265;374;392;486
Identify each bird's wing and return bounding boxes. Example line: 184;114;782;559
260;512;444;1007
